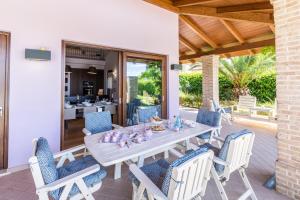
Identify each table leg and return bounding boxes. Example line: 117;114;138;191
137;155;144;167
114;162;122;180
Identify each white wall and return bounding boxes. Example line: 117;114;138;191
0;0;179;167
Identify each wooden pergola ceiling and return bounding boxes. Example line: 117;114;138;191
144;0;275;62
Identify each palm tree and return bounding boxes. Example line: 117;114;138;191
219;49;275;98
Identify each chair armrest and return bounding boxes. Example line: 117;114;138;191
213;157;229;167
54;144;86;159
37;164;100;193
112;124;123;129
82;128;92;136
129;164;168;200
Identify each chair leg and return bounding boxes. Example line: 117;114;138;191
239;168;258;200
211;168;229;200
137;155;145;167
136;184;146;200
76;179;95;200
59;182;74;200
37;192;50;200
164;150;169;159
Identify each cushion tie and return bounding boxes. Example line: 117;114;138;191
171;176;184;189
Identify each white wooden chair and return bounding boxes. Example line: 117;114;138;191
195;130;257;200
29;137;107;200
129;147;214;200
236;95;273;119
195;108;222;147
210;99;232;125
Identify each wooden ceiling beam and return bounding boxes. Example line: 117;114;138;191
174;0;219;7
179;5;274;24
180;15;219;48
220;19;245;44
143;0;179;13
269;24;275;33
217;2;273;13
179;34;200;53
180;38;275;61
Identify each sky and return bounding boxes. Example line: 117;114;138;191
127;62;147;77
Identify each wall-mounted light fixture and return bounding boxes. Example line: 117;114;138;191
25;49;51;61
171;64;182;71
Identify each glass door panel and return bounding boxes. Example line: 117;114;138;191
125;57;163;125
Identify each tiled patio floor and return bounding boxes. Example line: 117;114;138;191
0;108;289;200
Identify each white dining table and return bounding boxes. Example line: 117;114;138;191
84;121;215;179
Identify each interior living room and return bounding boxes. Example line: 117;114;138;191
63;44;120;149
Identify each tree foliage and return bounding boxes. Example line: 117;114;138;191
137;61;162;101
219;49;275;98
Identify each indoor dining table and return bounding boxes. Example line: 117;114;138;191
84;120;215;179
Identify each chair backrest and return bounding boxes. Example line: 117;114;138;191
210;99;219;112
196;108;221;127
137;106;160;123
29;138;60;199
216;130;255;180
238;95;257;109
162;147;214;200
85;111;112;134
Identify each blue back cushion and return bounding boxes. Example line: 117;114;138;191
196;108;221;127
161;146;209;196
85;112;112;134
137;106;160;123
35;137;60;198
216;129;253;173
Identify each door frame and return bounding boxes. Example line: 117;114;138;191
61;40;168;149
0;31;10;169
122;52;168;126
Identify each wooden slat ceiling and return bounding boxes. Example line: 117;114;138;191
144;0;275;62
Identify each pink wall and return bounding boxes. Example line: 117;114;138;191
0;0;179;167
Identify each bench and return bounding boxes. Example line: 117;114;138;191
236;95;273;119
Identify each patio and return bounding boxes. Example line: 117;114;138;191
0;108;288;200
0;0;299;199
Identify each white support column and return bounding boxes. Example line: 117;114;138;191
202;55;220;109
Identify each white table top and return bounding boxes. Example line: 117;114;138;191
84;121;214;167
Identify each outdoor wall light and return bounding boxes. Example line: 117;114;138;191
25;48;51;61
171;64;182;71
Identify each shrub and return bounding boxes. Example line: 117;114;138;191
248;73;276;103
179;72;276;107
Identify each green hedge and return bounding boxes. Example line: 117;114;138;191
248;74;276;103
179;72;276;104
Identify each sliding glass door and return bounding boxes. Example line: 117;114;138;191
122;52;167;126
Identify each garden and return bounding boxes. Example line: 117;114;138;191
180;47;276;108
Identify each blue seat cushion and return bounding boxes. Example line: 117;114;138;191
85;111;112;134
35;138;60;199
137;106;160;123
196;131;212;140
52;155;107;199
196;108;221;127
129;159;170;199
